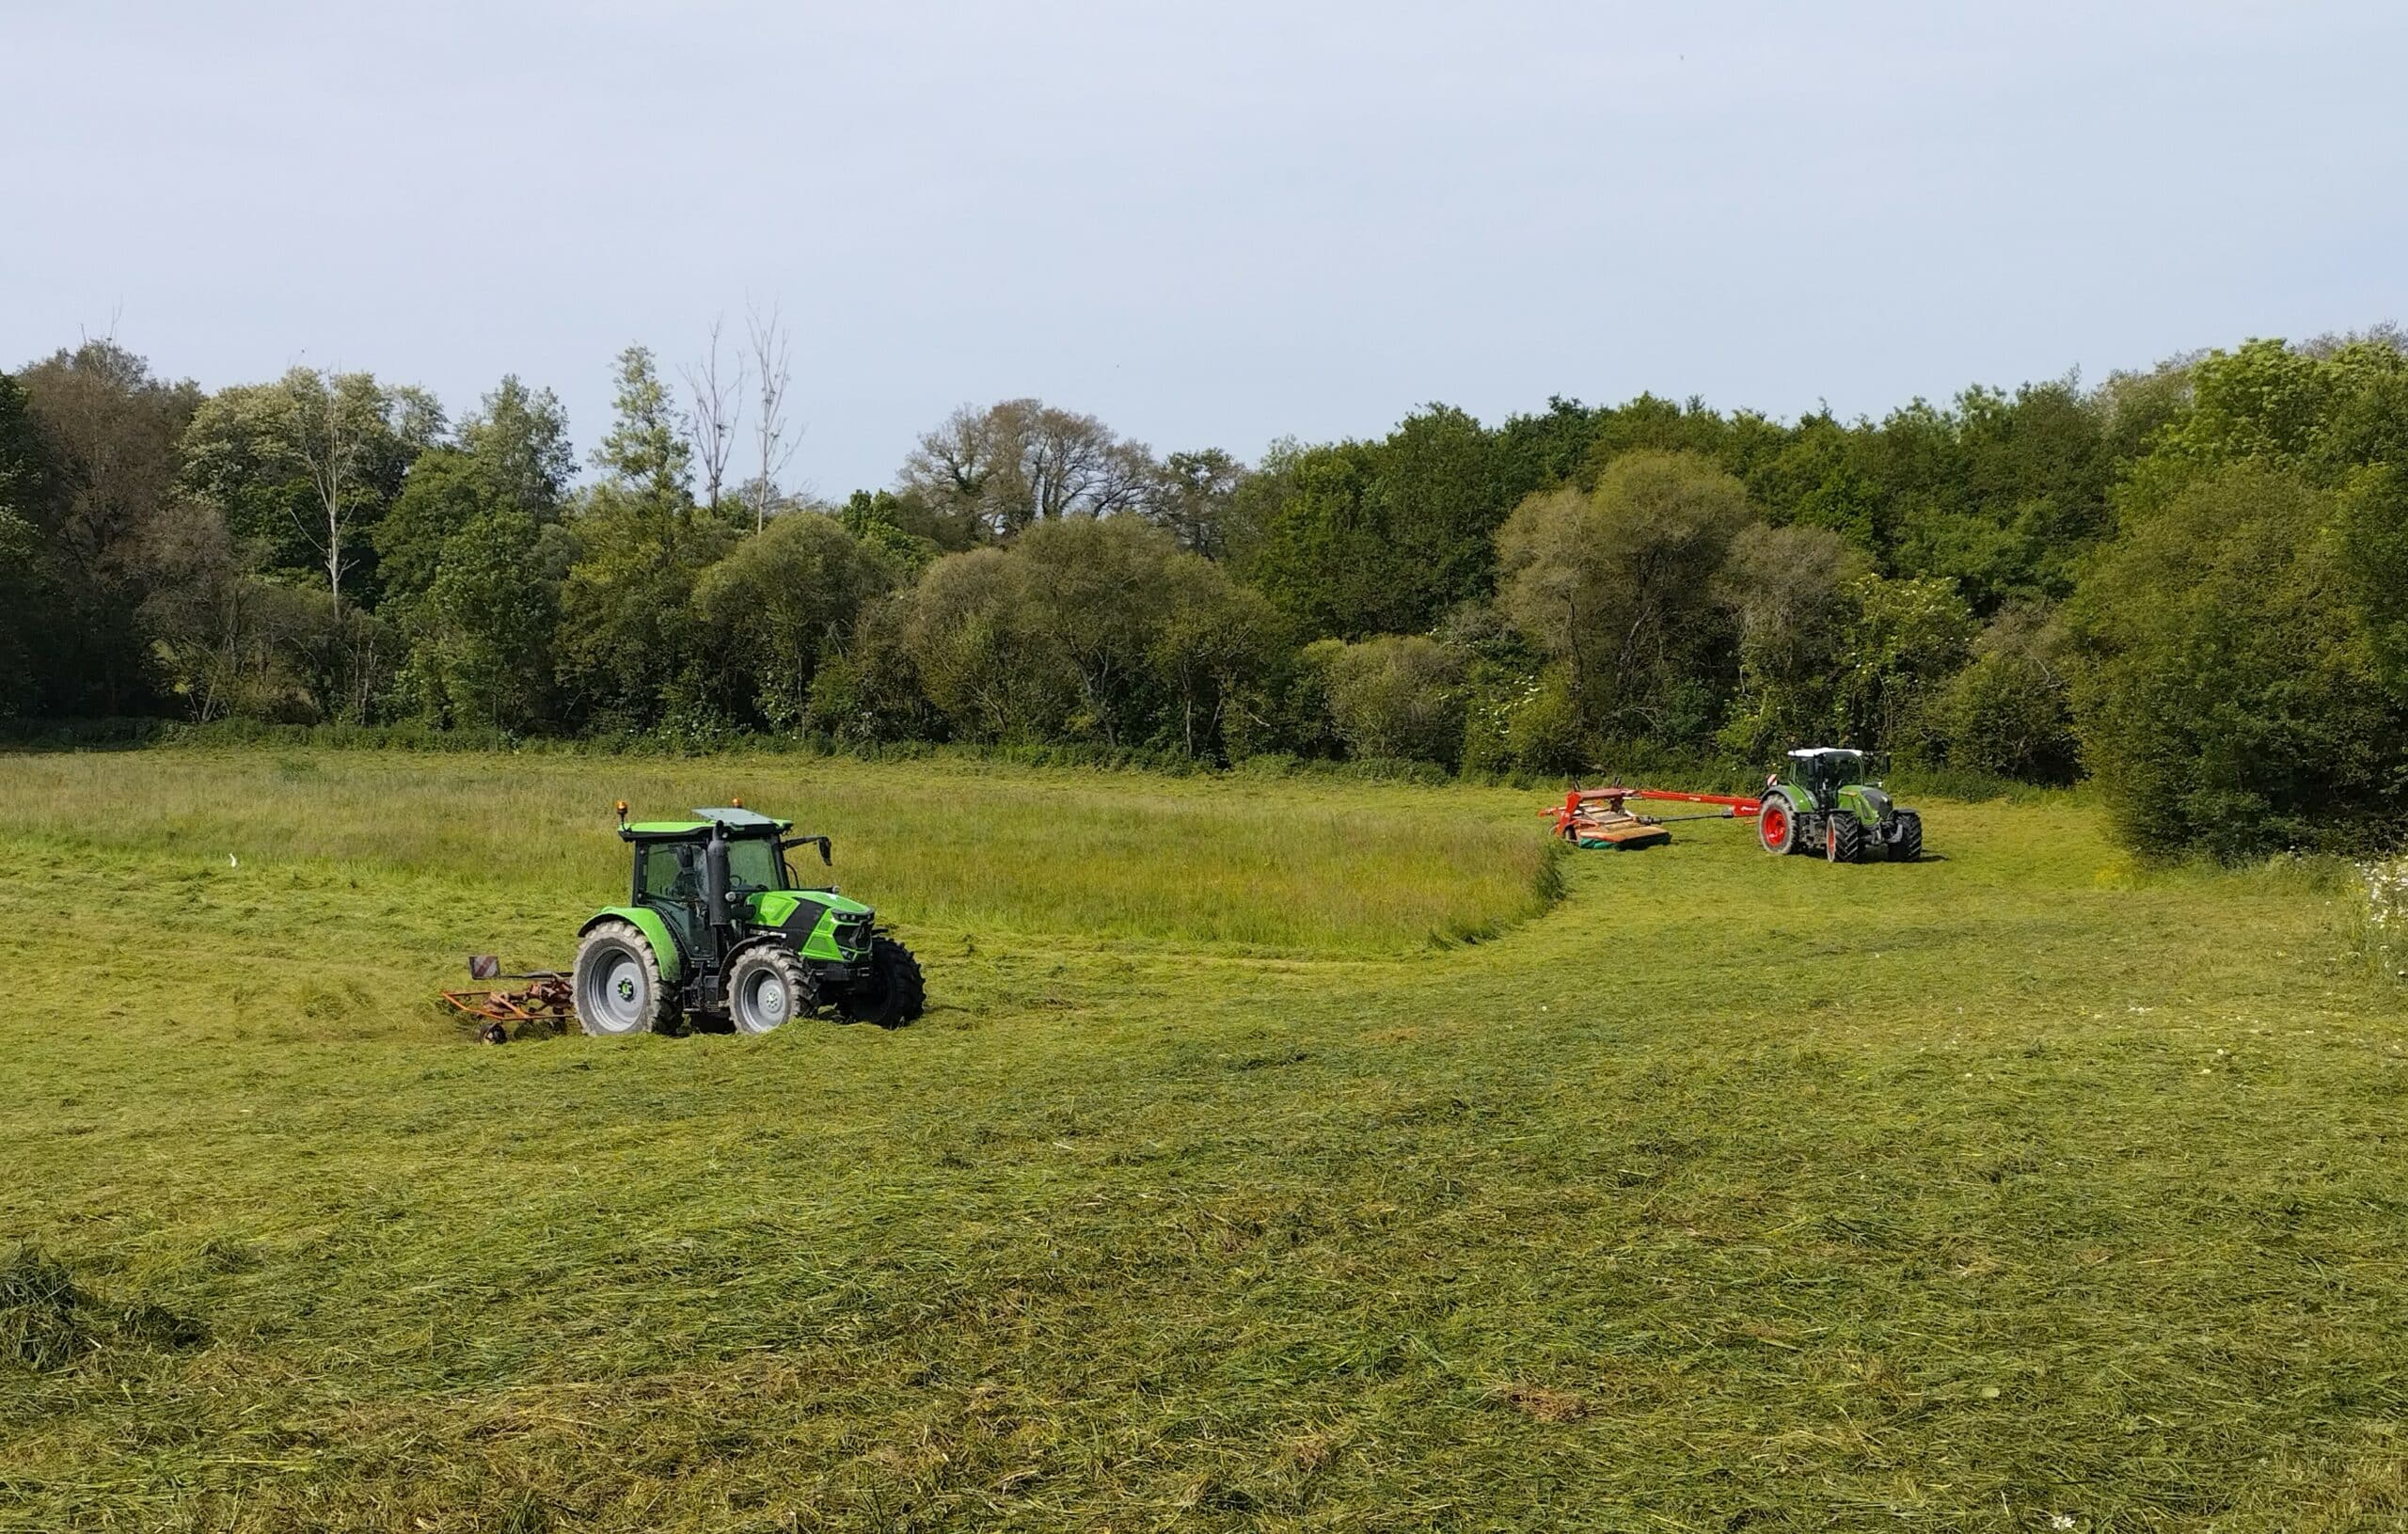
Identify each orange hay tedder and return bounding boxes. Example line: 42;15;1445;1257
1543;786;1763;851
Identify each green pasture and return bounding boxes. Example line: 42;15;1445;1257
1;749;2404;1531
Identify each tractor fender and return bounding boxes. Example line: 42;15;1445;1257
580;907;684;983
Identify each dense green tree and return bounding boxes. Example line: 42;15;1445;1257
2068;463;2400;858
1244;405;1536;639
556;346;730;727
458;375;575;518
590;346;689;504
14;344;204;714
180;368;440;614
689;514;896;729
1142;448;1250;561
1713;523;1866;760
1497;451;1753;744
0;375;55;714
899;399;1153;539
1314;634;1465;767
403;508;559;730
373;449;488;607
899;547;1075;741
1011;517;1179;745
1937;607;2079;783
1149;553;1287;759
1834;574;1975;759
2335;463;2408;689
806;595;942;745
838;490;946;569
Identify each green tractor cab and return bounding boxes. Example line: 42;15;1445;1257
574;806;924;1036
1753;748;1924;863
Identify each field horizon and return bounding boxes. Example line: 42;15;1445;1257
3;748;2404;1531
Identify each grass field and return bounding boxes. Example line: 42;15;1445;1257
3;748;2406;1531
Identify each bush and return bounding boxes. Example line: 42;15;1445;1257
1318;634;1465;767
1937;607;2078;783
2068;463;2406;859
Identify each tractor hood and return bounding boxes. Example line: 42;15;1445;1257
750;889;873;926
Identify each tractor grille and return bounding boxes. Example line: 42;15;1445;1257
833;918;872;955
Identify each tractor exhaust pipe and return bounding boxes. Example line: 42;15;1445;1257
703;823;733;933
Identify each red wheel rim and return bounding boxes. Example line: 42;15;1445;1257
1761;804;1787;848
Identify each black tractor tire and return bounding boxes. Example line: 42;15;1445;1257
573;919;680;1036
727;945;814;1036
1826;814;1865;864
839;936;926;1028
1891;810;1924;862
1757;792;1798;855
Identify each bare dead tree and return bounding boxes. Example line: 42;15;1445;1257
284;368;364;619
746;301;800;533
683;316;746;514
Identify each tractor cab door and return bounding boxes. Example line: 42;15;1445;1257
636;842;707;966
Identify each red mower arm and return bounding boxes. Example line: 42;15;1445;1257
1578;786;1763;816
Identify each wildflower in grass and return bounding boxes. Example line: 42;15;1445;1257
2355;856;2408;988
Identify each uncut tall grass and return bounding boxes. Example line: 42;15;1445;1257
0;749;1558;953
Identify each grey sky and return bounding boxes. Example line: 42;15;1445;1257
8;2;2401;496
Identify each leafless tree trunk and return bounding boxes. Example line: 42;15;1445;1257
747;302;799;533
285;371;360;620
683;316;746;514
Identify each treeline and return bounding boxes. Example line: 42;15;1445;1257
4;328;2405;858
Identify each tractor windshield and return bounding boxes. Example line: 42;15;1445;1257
1798;751;1863;800
726;836;784;892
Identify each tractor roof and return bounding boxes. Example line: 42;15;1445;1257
1789;746;1862;758
620;807;794;841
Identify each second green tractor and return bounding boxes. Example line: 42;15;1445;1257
573;806;925;1036
1754;748;1923;863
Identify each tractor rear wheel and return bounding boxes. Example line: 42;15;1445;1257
573;920;679;1036
727;945;814;1035
839;936;925;1028
1826;814;1865;864
1757;793;1797;855
1891;810;1923;862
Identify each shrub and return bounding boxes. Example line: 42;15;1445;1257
1319;634;1465;767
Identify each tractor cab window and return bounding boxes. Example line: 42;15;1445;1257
1797;751;1861;800
640;843;702;905
726;836;784;892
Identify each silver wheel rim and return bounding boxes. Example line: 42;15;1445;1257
738;968;789;1033
586;950;645;1033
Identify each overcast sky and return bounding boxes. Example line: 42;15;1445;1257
8;1;2402;495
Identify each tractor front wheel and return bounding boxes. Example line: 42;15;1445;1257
1891;810;1924;862
573;920;679;1036
838;936;926;1028
1827;814;1865;864
728;945;814;1035
1757;794;1797;855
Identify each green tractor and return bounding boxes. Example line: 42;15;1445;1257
1753;748;1924;863
572;806;925;1036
